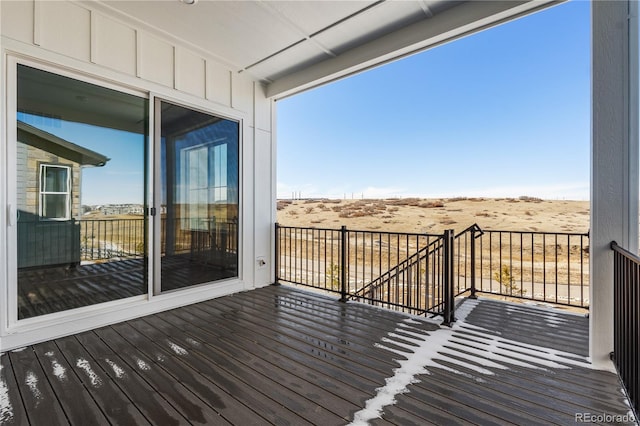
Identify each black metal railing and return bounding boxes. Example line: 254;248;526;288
18;217;238;265
275;223;590;322
454;225;590;308
80;218;146;260
275;223;455;322
611;241;639;418
161;218;238;258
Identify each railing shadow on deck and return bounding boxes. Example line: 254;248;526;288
275;223;590;325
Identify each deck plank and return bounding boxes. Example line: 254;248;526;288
73;331;190;426
93;325;230;425
3;285;636;426
211;292;406;372
126;316;312;425
406;364;570;425
31;341;109;425
0;353;29;426
462;298;589;356
195;299;397;382
105;320;313;426
150;306;374;412
113;319;347;425
162;306;379;407
7;347;69;425
54;335;152;425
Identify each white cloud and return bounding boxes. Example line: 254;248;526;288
445;182;589;201
360;186;409;199
277;181;590;201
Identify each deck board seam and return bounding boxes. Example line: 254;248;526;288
141;314;358;422
207;295;405;372
101;323;233;425
82;330;190;426
179;298;395;384
152;305;381;408
116;316;316;425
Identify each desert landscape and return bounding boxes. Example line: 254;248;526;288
276;197;589;234
276;197;591;310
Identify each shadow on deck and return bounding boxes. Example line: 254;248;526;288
17;254;236;319
1;285;635;425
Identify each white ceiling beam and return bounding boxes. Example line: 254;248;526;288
266;0;562;99
256;0;337;59
418;0;434;18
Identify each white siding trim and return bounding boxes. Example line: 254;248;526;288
32;0;40;46
590;0;639;370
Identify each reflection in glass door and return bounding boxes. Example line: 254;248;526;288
158;100;239;292
15;64;148;319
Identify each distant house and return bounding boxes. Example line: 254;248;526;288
16;120;109;267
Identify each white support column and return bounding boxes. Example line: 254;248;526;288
591;0;639;369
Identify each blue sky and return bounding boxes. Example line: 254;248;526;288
19;113;146;206
276;1;590;201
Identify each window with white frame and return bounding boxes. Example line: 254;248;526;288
39;164;71;220
181;142;228;230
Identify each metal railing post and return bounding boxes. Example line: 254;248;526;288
274;222;280;285
470;227;477;299
340;225;348;302
442;229;455;325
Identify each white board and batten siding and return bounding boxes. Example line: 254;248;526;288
0;0;275;349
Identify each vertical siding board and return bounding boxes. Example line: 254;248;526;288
0;0;35;44
254;128;272;287
93;14;137;76
175;48;206;98
254;83;271;132
206;60;232;107
33;0;40;46
40;1;91;61
90;10;96;64
138;32;175;88
136;30;142;78
231;72;253;124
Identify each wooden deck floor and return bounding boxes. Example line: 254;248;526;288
1;285;635;425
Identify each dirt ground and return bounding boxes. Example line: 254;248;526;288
276;197;589;234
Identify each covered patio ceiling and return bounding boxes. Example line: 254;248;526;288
92;0;561;98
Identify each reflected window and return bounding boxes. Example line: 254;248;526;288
39;164;71;220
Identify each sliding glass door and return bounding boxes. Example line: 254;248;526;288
11;63;240;321
157;100;239;292
15;64;148;319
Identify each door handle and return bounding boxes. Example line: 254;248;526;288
7;204;15;226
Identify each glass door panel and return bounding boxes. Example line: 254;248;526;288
158;101;239;292
16;64;148;319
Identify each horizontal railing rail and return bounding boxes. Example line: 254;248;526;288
80;218;145;261
275;223;453;321
454;225;589;308
161;218;238;257
18;217;237;265
610;241;639;419
275;222;590;322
